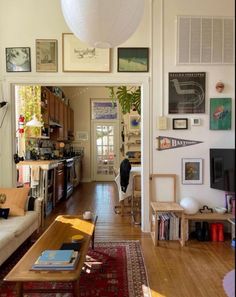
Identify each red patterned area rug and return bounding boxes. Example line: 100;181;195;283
0;241;151;297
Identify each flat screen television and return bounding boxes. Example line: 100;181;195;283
210;148;235;192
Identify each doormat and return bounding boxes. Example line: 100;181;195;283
0;241;151;297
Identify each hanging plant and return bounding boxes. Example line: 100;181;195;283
107;86;141;115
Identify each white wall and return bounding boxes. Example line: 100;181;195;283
0;0;235;214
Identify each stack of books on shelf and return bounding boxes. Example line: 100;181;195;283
32;249;80;271
156;212;184;241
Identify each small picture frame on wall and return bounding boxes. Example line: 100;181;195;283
172;118;188;130
210;98;232;130
182;158;203;185
129;115;141;131
36;39;58;72
117;47;149;72
6;47;31;72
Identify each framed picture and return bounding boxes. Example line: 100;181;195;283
210;98;231;130
36;39;58;72
6;47;31;72
76;131;89;141
129;115;141;131
182;158;203;185
91;100;118;120
225;194;235;213
117;47;149;72
62;33;110;72
172;118;188;130
191;118;201;126
169;72;206;114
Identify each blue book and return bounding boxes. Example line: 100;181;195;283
36;250;74;265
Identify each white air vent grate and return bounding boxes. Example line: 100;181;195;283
177;16;235;64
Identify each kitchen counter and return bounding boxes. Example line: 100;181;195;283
18;160;60;170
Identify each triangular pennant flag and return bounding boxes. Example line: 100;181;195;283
156;136;203;150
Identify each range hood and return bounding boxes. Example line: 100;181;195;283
49;120;62;127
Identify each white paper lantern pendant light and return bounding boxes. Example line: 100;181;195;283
60;0;145;48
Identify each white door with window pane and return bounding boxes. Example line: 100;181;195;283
92;122;119;181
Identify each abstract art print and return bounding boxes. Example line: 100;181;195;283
169;72;206;114
6;47;31;72
210;98;231;130
118;47;149;72
129;115;141;131
62;33;110;72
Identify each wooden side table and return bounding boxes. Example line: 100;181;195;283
150;201;185;246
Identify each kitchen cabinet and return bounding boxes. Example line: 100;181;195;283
49;92;55;121
67;106;74;140
54;96;59;123
63;104;68;141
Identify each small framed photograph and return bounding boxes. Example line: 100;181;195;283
6;47;31;72
172;118;188;130
36;39;58;72
62;33;110;72
182;158;203;185
117;47;149;72
129;115;141;131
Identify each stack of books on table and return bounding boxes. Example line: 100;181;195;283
32;249;80;271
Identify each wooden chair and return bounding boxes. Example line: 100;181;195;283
131;174;141;225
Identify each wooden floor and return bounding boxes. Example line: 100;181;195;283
44;182;235;297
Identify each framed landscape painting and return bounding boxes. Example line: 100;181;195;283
210;98;231;130
36;39;58;72
62;33;110;72
6;47;31;72
117;47;149;72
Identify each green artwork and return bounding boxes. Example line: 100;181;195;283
210;98;231;130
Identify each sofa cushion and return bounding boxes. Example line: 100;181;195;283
0;230;15;250
0;187;29;216
0;211;38;237
0;208;10;219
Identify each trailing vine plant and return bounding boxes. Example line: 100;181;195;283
107;86;141;115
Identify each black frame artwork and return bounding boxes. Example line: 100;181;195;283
169;72;206;114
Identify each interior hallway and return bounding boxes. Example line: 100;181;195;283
44;182;235;297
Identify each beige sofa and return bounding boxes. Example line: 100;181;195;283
0;188;42;266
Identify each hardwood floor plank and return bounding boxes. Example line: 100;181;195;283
43;181;234;297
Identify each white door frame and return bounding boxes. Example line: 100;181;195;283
3;75;150;232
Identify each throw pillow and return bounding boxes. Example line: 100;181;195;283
0;208;10;219
0;187;30;216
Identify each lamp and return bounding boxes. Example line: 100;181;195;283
0;101;8;128
60;0;145;48
25;114;43;128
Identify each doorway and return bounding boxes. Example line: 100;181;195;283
92;121;119;181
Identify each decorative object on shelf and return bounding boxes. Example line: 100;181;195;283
129;115;141;131
180;197;199;214
225;193;235;213
215;81;225;93
172;118;188;130
6;47;31;72
62;33;110;72
108;86;141;115
36;39;58;72
191;118;201;126
60;0;144;48
210;98;232;130
182;158;203;185
199;205;213;213
214;207;227;214
156;136;202;151
117;48;149;72
169;72;206;114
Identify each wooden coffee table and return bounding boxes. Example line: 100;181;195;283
4;215;95;297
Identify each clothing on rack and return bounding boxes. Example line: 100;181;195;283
31;166;40;188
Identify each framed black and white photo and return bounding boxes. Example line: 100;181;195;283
172;118;188;130
36;39;58;72
182;158;203;185
6;47;31;72
169;72;206;114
